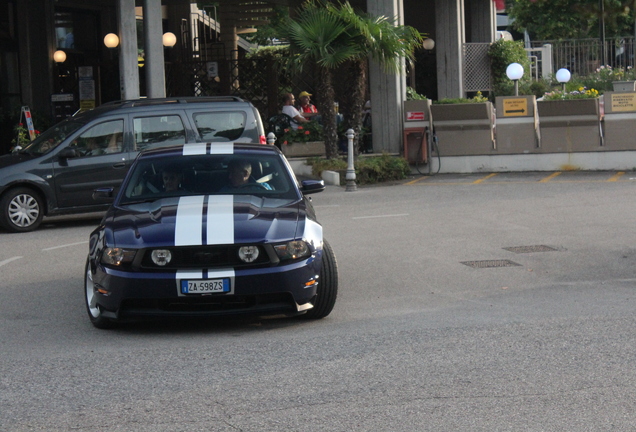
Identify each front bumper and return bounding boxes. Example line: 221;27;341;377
90;257;321;320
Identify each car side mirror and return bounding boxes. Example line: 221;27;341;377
92;187;114;200
58;147;79;159
301;179;325;195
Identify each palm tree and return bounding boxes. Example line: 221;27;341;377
282;2;357;158
281;1;423;158
327;2;423;153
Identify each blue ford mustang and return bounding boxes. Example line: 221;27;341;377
84;143;337;328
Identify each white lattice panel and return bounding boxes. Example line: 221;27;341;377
464;43;492;92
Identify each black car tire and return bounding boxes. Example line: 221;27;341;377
301;239;338;319
84;259;115;329
0;187;44;233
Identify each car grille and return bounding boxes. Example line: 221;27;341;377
139;245;271;269
119;292;296;316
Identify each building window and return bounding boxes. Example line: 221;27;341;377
55;11;74;49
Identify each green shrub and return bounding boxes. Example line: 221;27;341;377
434;91;488;104
307;153;411;185
488;39;532;97
406;86;427;100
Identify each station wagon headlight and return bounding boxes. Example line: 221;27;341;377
151;249;172;266
101;248;136;266
274;241;311;261
238;246;259;263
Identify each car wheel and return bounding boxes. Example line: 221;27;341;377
84;259;115;329
0;187;44;232
301;239;338;319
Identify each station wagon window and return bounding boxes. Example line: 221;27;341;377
69;119;124;157
193;111;246;142
133;115;186;151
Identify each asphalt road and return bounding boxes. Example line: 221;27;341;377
2;171;636;431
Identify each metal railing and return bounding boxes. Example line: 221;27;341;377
530;38;635;76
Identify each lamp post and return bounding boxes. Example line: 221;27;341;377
506;63;524;96
53;50;67;92
556;68;571;93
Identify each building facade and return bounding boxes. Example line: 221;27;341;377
0;0;497;154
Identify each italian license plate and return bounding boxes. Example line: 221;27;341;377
181;279;230;294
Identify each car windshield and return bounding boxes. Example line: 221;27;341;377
119;152;299;204
20;120;85;155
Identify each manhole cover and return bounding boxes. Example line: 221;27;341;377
460;260;522;269
503;245;558;254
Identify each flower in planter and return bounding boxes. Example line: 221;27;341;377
279;120;324;144
542;87;599;100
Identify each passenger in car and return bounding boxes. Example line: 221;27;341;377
162;167;185;192
221;160;272;191
104;132;123;153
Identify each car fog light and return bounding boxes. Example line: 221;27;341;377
151;249;172;266
238;246;259;263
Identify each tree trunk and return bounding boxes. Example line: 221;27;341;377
315;66;338;159
342;59;367;154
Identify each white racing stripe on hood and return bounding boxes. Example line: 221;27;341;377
175;196;205;246
207;195;234;245
176;268;236;282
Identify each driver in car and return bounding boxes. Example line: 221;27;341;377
222;159;272;191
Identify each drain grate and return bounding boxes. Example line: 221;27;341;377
503;245;558;254
461;259;522;269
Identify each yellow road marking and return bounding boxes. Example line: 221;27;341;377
608;172;625;182
472;173;497;184
405;176;431;185
539;172;562;182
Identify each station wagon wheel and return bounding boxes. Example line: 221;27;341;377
84;259;115;329
301;239;338;319
0;187;44;233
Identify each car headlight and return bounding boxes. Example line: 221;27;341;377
238;246;260;263
151;249;172;266
274;241;311;261
101;248;137;266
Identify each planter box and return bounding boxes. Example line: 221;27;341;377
281;141;325;158
602;92;636;150
429;102;495;156
537;98;601;152
612;81;636;92
495;95;539;154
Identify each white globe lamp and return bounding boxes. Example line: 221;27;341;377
506;63;524;96
53;50;66;63
163;32;177;48
422;38;435;50
556;68;571;92
103;33;120;49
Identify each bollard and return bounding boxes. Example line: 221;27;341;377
267;132;276;146
345;128;357;191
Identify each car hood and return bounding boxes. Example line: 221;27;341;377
106;195;304;248
0;152;38;169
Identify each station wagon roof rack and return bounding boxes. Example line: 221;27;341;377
101;96;245;108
